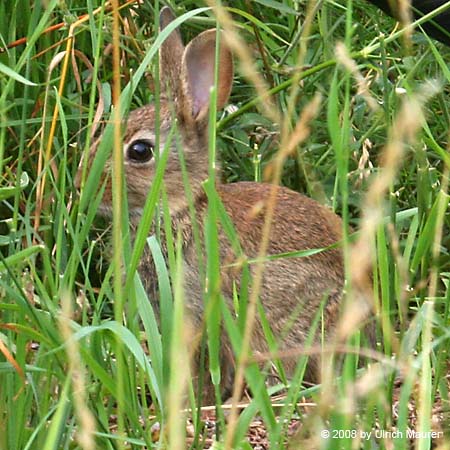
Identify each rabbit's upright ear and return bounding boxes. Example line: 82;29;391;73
159;7;185;100
182;29;233;121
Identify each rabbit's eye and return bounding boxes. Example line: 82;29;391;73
127;139;154;163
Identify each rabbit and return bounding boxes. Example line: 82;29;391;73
78;7;348;404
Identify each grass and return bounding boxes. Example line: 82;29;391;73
0;0;449;449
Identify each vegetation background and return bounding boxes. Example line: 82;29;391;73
0;0;449;449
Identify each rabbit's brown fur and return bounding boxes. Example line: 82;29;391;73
79;8;348;403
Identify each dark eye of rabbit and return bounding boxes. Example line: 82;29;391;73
127;139;154;163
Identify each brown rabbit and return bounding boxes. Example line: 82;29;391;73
79;7;347;403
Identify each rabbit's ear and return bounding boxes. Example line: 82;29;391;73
159;7;185;99
182;29;233;121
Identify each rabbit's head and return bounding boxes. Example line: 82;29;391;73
80;7;233;219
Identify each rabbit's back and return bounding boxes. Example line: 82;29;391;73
218;181;343;255
217;182;344;377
